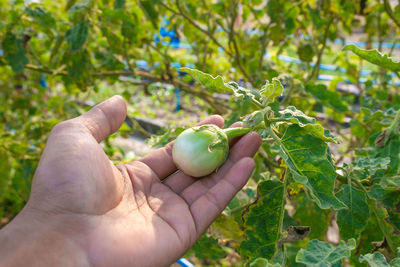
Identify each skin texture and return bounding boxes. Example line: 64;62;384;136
0;95;262;267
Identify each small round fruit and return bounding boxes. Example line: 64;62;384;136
172;125;229;177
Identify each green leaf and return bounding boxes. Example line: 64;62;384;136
343;44;400;72
293;193;330;239
353;156;390;176
2;32;29;72
114;0;125;9
278;125;346;210
379;176;400;189
359;252;390;267
240;180;285;261
189;234;227;261
305;83;348;112
121;20;137;40
276;106;338;143
65;21;90;52
377;134;400;175
249;258;282;267
243;109;268;128
368;199;400;254
336;185;370;239
260;78;283;104
139;0;159;29
298;43;314;62
68;0;91;22
25;7;56;27
64;49;92;89
296;239;356;266
180;68;235;93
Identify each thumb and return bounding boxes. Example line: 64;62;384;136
76;95;127;142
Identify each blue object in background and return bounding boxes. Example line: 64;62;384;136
175;87;181;111
176;258;195;267
39;74;48;88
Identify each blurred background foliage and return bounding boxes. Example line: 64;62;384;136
1;0;400;266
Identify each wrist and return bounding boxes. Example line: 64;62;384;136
0;206;90;267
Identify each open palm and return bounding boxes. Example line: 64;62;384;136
21;96;261;267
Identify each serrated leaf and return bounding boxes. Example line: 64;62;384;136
65;21;90;52
278;125;346;210
343;44;400;72
180;68;234;93
296;239;356;266
276;106;338;143
305;83;348;112
2;32;28;72
249;258;282;267
353;156;390;176
189;235;227;261
359;252;390;267
260;78;283;104
336;185;370;239
240;180;285;261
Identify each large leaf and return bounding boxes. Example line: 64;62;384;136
359;252;400;267
276;106;338;143
2;32;28;72
367;199;400;254
240;180;285;261
336;185;370;239
343;44;400;72
293;193;330;239
65;21;90;52
295;239;356;266
189;234;226;261
278;125;346;210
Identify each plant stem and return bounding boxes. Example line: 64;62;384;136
307;16;334;82
383;0;400;29
223;127;251;141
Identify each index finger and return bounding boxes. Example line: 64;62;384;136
132;115;224;179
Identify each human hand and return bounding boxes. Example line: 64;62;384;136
0;96;261;267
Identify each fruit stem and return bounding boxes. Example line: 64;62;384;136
223;127;251;141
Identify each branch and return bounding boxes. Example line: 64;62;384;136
383;0;400;29
161;0;232;57
24;65;229;114
307;17;334;81
227;2;253;84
